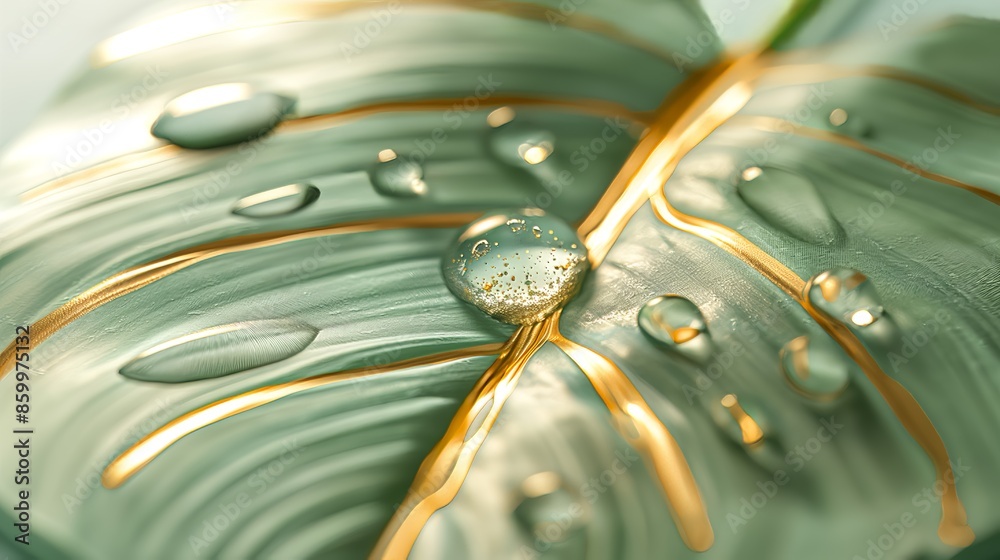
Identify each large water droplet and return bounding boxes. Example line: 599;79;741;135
372;149;427;197
442;209;588;325
489;121;555;167
120;319;317;383
737;166;843;245
513;472;587;542
780;335;851;399
232;183;319;218
152;84;295;149
806;268;884;327
638;295;712;362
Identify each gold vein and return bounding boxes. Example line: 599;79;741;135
0;213;479;380
21;96;648;202
370;315;555;559
759;63;1000;116
576;53;758;266
734;114;1000;205
93;0;676;66
651;190;973;546
102;341;504;488
552;326;714;551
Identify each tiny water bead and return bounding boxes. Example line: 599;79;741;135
442;209;588;325
638;295;713;362
152;83;296;149
720;394;764;446
779;335;851;399
737;166;843;245
806;268;885;327
828;108;872;138
119;319;318;383
232;183;319;217
372;149;427;197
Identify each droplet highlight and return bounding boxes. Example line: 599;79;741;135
737;166;843;245
489;121;556;167
232;183;319;218
828;108;871;138
442;209;588;325
780;335;851;399
806;268;884;327
120;319;318;383
152;84;295;149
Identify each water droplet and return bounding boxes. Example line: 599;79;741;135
152;84;295;149
638;295;712;362
806;268;884;327
489;122;556;167
513;472;587;542
780;335;851;399
442;210;588;325
232;183;319;218
828;108;871;138
372;152;427;197
120;319;317;383
737;166;843;245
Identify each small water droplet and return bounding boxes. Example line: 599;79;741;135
232;183;319;218
120;319;317;383
152;84;295;149
638;295;713;362
489;122;556;167
780;335;851;399
806;268;884;327
443;210;588;325
372;155;427;197
514;472;587;542
828;108;871;138
737;166;843;245
487;106;516;128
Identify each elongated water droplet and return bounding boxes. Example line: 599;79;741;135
780;335;851;399
489;122;555;167
806;268;884;327
720;394;765;446
232;183;319;217
120;319;317;382
638;295;712;362
514;472;587;542
152;84;295;149
737;166;843;245
372;149;427;197
442;210;588;325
